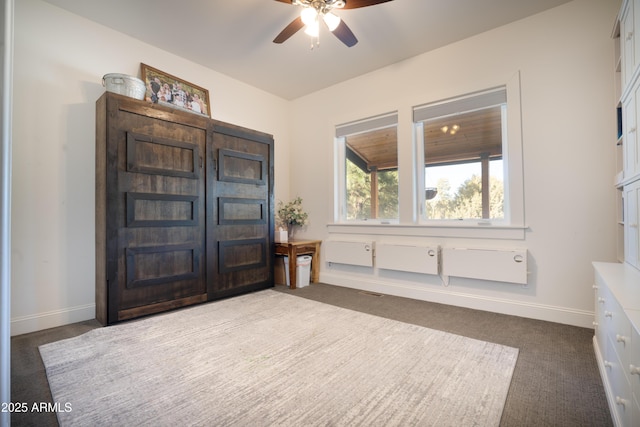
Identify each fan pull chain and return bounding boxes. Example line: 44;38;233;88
310;33;320;49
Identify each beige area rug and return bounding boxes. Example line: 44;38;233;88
39;290;518;426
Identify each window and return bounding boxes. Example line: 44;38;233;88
335;113;398;222
330;73;525;238
414;86;521;227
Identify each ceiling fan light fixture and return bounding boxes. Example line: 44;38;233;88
274;0;392;48
304;19;320;37
323;12;341;31
300;7;318;26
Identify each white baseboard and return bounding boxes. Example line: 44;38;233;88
320;272;595;328
11;304;95;336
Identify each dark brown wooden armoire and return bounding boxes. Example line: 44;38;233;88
95;92;274;325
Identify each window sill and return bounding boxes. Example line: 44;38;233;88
326;223;527;240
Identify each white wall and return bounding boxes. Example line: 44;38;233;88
11;0;291;335
289;0;620;328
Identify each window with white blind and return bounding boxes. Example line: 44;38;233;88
414;74;525;235
335;112;398;222
331;73;524;238
415;88;507;221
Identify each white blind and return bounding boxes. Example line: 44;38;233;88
413;87;506;122
335;112;398;137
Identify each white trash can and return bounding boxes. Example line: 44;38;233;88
284;255;312;288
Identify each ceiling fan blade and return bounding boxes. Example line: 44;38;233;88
342;0;394;9
273;0;293;4
332;20;358;47
273;16;305;43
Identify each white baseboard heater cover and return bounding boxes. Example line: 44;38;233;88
442;247;527;284
324;240;374;267
376;243;439;275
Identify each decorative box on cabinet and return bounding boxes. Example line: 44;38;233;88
95;92;274;325
593;262;640;427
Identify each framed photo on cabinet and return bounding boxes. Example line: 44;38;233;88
140;63;211;117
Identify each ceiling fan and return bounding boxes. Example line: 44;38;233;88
272;0;394;48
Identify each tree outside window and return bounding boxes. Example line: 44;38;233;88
337;113;399;222
346;160;398;220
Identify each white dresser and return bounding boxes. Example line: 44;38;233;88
593;262;640;426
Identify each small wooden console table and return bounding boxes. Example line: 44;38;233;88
274;239;322;289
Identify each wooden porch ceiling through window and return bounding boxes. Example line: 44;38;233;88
345;106;502;172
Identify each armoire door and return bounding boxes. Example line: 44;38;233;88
103;103;208;323
207;123;274;299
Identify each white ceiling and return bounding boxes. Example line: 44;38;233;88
41;0;572;100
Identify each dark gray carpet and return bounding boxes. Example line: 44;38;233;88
11;283;612;427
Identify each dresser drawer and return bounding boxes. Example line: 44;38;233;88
594;285;608;357
631;324;640;402
606;336;634;427
601;287;633;369
593;263;640;427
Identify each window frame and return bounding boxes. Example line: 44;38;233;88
334;112;399;224
330;72;525;240
413;75;525;237
415;96;507;224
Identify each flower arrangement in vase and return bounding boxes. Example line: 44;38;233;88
277;196;308;240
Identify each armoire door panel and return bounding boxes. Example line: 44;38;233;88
218;239;267;273
126;132;200;179
117;116;207;314
126;192;199;227
125;244;200;288
207;123;274;299
97;94;208;324
218;149;266;185
218;197;266;225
